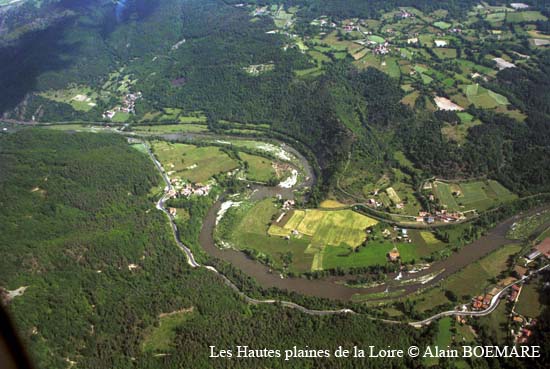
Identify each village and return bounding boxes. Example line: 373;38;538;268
464;237;550;343
103;91;142;120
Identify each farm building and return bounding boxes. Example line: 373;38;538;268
510;3;529;10
388;248;400;261
525;250;541;261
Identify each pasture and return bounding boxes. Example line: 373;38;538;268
433;48;457;59
515;278;543;318
322;241;419;270
152;141;239;183
40;85;98;112
506;11;547;23
433;180;516;212
463;84;509;109
433;21;452;30
239;152;277;183
232;199;313;272
142;309;193;353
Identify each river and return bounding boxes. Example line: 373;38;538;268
156;132;549;301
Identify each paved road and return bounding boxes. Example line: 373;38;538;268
144;139;549;326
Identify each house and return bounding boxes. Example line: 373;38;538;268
510;3;529;10
168;207;177;216
526;250;542;261
407;37;418;44
434;40;448;47
282;199;295;211
535;238;550;258
388;248;400;261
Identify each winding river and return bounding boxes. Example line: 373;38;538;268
152;132;549;302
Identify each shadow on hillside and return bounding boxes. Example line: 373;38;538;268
0;17;81;115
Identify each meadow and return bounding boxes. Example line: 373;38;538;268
142;309;194;353
515;277;544;318
239;152;278;183
433;180;516;212
152;141;239;183
410;244;522;313
463;84;509;109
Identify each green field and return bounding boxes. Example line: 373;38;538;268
270;209;377;248
506;11;547;23
464;84;509;109
411;244;522;313
322;241;419;269
424;317;453;366
240;152;278;183
367;35;385;44
433;48;457;59
515;278;544;318
477;303;509;344
433;180;516;212
267;208;379;271
142;309;194;353
152;141;239;183
433;21;452;30
231;199;313;272
132;124;208;134
39;85;98;112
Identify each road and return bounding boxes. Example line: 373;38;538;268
144;139;548;326
409;264;550;327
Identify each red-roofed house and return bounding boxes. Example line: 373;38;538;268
535;238;550;258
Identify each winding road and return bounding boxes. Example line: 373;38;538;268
143;140;549;327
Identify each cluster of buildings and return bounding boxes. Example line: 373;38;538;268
103;92;142;120
398;10;413;19
472;292;495;310
372;42;391;55
415;210;464;224
167;178;212;199
514;319;536;344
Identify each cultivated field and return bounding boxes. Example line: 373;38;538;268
232;199;313;273
270;209;377;248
